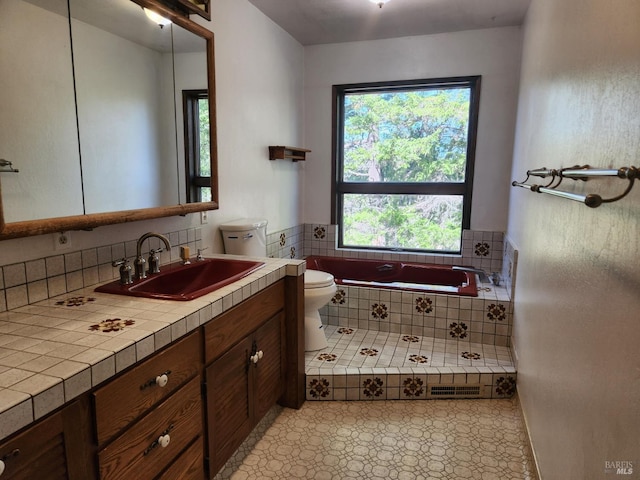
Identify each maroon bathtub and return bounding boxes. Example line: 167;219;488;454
305;256;478;297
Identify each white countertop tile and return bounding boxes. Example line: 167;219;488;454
0;255;304;441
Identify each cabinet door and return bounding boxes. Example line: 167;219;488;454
253;312;285;421
206;335;253;475
0;397;95;480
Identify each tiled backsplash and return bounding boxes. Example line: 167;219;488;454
266;224;304;260
0;228;202;312
303;224;504;275
0;223;512;313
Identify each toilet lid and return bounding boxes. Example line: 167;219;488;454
305;269;335;288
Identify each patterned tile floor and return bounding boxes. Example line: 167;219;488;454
306;325;514;371
215;397;538;479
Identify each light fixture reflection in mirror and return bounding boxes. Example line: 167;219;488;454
143;7;172;27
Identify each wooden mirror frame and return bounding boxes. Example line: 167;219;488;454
0;0;218;239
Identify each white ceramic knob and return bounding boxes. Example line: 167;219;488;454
0;459;5;476
155;374;169;388
158;434;171;448
250;354;259;364
257;350;264;360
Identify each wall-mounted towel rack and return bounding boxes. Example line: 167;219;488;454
512;165;639;208
0;159;19;173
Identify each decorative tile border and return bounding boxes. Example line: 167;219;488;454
306;372;517;401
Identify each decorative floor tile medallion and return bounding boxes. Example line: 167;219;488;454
402;335;420;343
359;347;379;356
332;289;346;305
403;377;425;397
317;353;337;362
487;303;507;321
461;351;482;360
89;318;135;332
495;376;517;397
474;242;490;256
449;322;468;339
337;327;354;334
371;303;388;319
362;377;384;397
56;296;96;307
308;378;330;398
408;354;429;364
415;297;433;313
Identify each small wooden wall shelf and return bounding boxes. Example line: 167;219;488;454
268;146;311;162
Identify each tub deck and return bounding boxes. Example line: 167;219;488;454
305;255;478;296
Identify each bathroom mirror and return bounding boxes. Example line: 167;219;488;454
0;0;217;239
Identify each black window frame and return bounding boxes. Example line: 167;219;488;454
331;76;481;254
183;89;211;203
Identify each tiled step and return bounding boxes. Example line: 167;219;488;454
305;326;517;401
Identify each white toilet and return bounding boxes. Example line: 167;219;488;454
303;269;336;351
219;218;336;351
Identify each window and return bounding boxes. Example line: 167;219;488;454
183;89;211;202
332;76;480;254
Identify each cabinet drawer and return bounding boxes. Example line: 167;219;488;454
93;330;201;445
156;436;204;480
98;376;202;480
204;280;284;364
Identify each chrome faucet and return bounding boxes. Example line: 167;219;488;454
452;266;500;285
135;232;171;280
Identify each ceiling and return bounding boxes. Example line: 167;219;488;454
247;0;531;46
26;0;205;53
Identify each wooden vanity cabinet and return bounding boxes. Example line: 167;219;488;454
204;280;285;476
0;396;95;480
93;330;204;480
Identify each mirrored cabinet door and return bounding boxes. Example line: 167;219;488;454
0;0;84;223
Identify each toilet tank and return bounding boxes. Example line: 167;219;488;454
219;218;268;257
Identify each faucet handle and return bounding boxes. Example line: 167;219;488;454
112;258;133;285
148;248;164;274
196;247;208;261
112;257;129;268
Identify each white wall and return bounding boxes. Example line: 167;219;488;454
203;0;305;250
0;0;304;265
303;27;523;231
508;0;640;477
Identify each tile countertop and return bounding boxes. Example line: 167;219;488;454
0;255;305;441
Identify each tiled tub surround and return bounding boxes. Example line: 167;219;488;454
323;280;512;346
304;225;505;277
0;255;305;441
300;225;518;402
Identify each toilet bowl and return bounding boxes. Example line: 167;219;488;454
219;219;335;352
304;269;336;351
